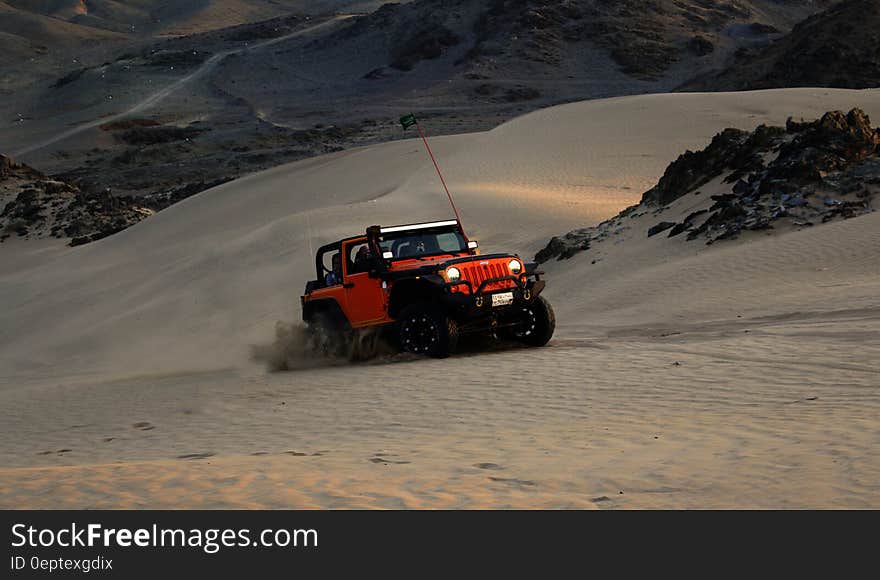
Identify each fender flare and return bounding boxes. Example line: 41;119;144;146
302;297;350;329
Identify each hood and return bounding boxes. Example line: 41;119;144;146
387;253;516;272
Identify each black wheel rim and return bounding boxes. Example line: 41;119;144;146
513;306;537;338
401;313;440;353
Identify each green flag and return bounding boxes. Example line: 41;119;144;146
399;113;417;130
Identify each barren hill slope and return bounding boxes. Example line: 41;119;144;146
222;0;830;126
0;1;386;94
3;1;385;34
0;1;125;68
680;0;880;91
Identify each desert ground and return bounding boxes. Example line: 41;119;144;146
1;88;879;508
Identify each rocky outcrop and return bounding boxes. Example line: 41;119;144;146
1;155;230;246
536;108;879;262
0;155;42;181
641;128;751;206
1;155;155;246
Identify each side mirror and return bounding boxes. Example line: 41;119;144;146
382;251;394;259
467;240;479;250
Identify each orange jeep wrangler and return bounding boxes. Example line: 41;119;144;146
301;219;554;358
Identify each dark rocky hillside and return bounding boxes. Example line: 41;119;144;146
680;0;880;91
334;0;828;81
0;155;228;246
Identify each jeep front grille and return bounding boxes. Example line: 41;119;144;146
457;261;516;294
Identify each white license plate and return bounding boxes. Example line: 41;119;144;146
491;292;514;307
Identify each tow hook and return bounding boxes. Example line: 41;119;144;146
523;289;531;300
475;296;484;308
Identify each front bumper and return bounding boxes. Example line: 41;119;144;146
438;278;546;333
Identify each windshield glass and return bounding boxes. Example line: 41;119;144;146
378;228;467;259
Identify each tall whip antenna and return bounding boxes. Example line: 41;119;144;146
400;113;469;242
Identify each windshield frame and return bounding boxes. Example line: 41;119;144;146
377;225;469;261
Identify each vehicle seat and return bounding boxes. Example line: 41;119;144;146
396;242;413;257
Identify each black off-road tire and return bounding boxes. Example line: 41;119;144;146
511;296;555;347
347;328;381;362
307;312;349;358
397;303;459;358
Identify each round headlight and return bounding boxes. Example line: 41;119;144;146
446;267;461;281
508;259;522;275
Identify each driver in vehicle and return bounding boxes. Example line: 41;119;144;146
395;235;439;258
353;245;372;273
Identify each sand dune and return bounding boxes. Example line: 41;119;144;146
1;88;879;508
